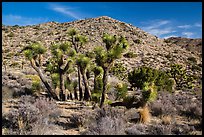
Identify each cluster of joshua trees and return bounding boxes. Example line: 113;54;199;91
23;29;129;108
22;28;195;109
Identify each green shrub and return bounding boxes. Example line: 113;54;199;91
167;64;195;89
109;63;128;80
115;83;128;100
191;64;201;71
133;39;142;44
142;82;157;102
9;62;20;67
128;66;158;89
123;52;137;58
165;54;172;60
187;56;197;63
51;73;60;89
7;32;15;37
26;75;41;93
128;66;173;93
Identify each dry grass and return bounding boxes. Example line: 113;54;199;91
137;106;151;124
161;115;172;125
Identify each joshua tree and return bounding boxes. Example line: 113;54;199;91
94;33;129;108
46;42;76;101
76;54;92;101
167;64;195;89
67;29;88;100
23;42;59;100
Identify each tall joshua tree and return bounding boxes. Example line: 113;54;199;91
76;54;91;101
46;42;76;101
67;29;88;100
94;34;129;108
23;42;59;100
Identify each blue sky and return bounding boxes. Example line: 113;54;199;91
2;2;202;39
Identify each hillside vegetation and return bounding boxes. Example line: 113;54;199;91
2;16;202;135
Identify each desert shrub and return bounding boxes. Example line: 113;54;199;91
151;91;202;121
184;103;202;119
115;83;128;100
150;92;176;116
155;70;175;93
124;51;137;58
2;95;61;135
147;124;172;135
10;62;20;67
191;64;201;71
164;39;171;43
126;121;196;135
109;62;128;80
128;66;174;93
7;32;15;37
127;123;172;135
2;86;15;101
180;99;202;120
171;124;196;135
82;116;126;135
25;75;41;93
81;106;127;135
165;54;172;60
81;107;126;135
167;64;195;89
69;113;86;128
125;124;147;135
133;39;142;44
187;56;197;63
128;66;158;89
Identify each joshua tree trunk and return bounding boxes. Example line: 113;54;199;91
74;87;78;100
100;68;109;108
30;59;59;100
77;66;83;101
82;72;91;101
59;70;66;101
70;92;73;100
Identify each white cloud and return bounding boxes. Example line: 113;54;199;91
141;20;176;37
141;20;170;30
194;23;202;27
182;32;194;38
177;25;191;29
163;35;178;39
146;28;176;37
49;4;82;20
3;14;48;26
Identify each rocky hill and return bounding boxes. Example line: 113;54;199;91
164;37;202;54
2;16;202;135
2;16;202;92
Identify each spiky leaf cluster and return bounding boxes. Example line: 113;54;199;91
67;29;88;51
115;83;128;100
46;42;75;74
76;54;91;74
23;42;46;60
142;82;158;103
94;34;129;69
109;63;128;80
